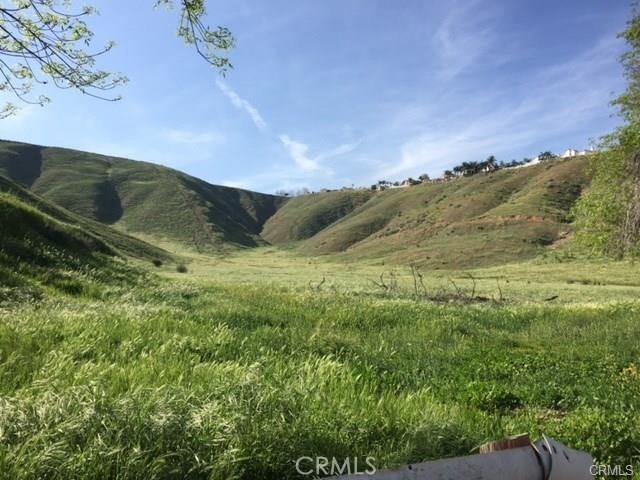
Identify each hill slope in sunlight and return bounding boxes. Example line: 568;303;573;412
264;158;588;268
262;189;373;244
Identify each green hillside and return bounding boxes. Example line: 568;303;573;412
0;187;146;300
266;158;588;268
0;139;590;268
0;175;171;262
0;140;286;252
262;189;372;243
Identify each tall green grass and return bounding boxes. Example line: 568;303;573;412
1;280;638;479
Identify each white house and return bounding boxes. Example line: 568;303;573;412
560;147;594;158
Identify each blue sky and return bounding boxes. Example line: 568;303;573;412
1;0;631;193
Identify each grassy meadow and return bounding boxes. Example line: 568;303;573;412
159;245;640;304
1;245;639;479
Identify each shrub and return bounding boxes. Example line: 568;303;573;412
152;259;163;268
176;264;188;273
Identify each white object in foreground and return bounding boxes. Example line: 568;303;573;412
329;435;594;480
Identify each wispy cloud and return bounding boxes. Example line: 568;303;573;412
216;79;268;132
277;135;358;176
376;31;625;180
221;163;314;193
315;141;361;162
163;128;223;145
433;0;508;79
278;135;320;172
215;78;358;184
223;138;361;192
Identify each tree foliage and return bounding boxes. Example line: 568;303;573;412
538;151;556;162
449;156;500;177
0;0;233;118
572;3;640;258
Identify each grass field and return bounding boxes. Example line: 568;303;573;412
157;245;640;304
1;245;639;479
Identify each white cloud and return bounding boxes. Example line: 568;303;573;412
433;0;510;79
163;128;223;145
216;79;268;132
221;132;362;192
221;179;251;190
376;31;624;180
215;79;359;184
315;141;361;162
277;135;356;176
221;164;310;193
278;135;320;172
223;138;360;192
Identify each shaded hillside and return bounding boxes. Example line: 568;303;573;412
0;140;286;251
0;175;171;262
262;189;373;244
267;158;588;268
0;188;146;299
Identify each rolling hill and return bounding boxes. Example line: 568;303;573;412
261;189;373;244
1;139;590;268
264;158;588;268
0;140;286;252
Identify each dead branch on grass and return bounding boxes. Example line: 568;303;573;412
309;276;326;292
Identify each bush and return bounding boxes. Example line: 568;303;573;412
152;259;163;268
176;264;188;273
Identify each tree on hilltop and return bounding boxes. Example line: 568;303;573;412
538;151;556;162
